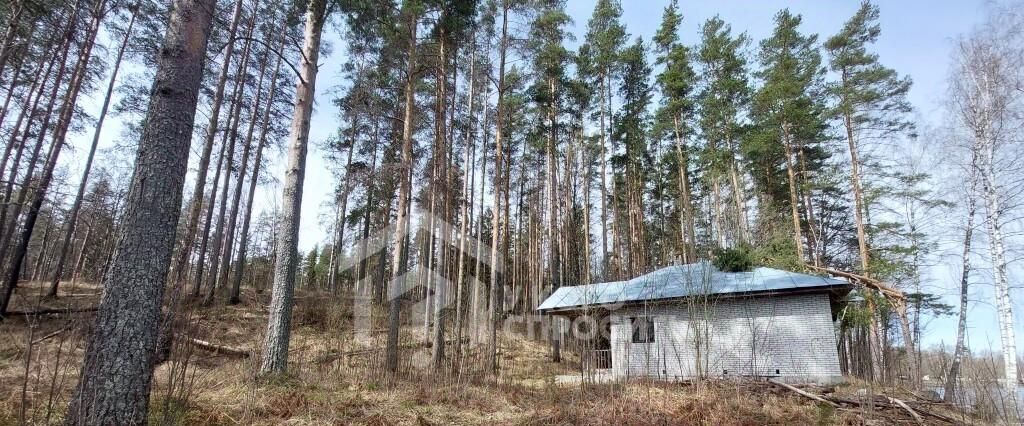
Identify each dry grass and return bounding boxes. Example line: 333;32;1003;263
0;283;962;425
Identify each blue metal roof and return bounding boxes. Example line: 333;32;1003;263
536;262;850;312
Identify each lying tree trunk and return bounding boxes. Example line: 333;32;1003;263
3;307;98;317
887;397;924;425
768;379;838;407
186;337;250;358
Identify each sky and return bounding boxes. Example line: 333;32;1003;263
60;0;1021;356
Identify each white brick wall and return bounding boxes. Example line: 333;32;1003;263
608;293;842;382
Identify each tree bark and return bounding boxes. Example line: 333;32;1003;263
192;126;228;296
172;0;246;284
430;32;449;368
945;152;977;402
672;116;695;263
980;125;1018;394
452;47;476;361
471;72;491;345
782;124;804;261
839;71;883;382
385;5;418;373
487;3;509;376
545;77;561;362
259;0;327;375
63;0;215;421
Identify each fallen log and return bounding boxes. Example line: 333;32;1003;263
768;379;838;407
185;337;250;358
887;397;924;425
828;394;958;424
805;264;904;300
2;307;98;317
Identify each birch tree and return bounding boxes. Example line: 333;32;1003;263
949;10;1023;395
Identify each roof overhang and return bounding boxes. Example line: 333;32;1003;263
538;282;854;317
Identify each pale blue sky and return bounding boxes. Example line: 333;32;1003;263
61;0;1018;356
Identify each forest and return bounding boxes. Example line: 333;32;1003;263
0;0;1022;424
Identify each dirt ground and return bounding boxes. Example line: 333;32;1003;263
0;281;971;425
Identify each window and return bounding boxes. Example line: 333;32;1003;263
630;317;655;343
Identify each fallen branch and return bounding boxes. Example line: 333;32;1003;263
2;307;98;317
31;325;74;345
805;264;904;300
887;397;924;425
768;379;838;407
829;394;958;424
185;337;250;358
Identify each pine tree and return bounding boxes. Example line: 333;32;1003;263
260;0;329;375
748;9;826;264
697;16;750;247
583;0;625;279
653;0;697;263
64;0;216;421
526;0;571;363
825;0;913;382
611;37;652;276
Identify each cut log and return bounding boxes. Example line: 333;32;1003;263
185;337;250;357
768;379;838;407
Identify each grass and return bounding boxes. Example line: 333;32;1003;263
0;282;960;425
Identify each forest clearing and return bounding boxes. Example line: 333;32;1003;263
0;282;974;425
0;0;1023;423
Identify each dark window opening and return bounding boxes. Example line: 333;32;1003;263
630;317;655;343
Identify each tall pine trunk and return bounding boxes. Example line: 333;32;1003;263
782;124;804;261
385;5;419;372
48;6;136;298
64;0;215;420
172;0;246;283
204;27;253;304
230;26;286;304
1;0;102;314
487;3;509;376
260;0;327;375
218;19;271;301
